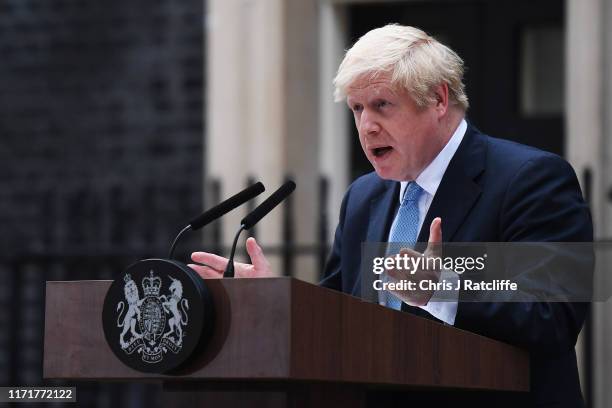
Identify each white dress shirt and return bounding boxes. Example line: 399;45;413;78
390;118;467;325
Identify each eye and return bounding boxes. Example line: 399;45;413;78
351;103;363;113
375;100;390;109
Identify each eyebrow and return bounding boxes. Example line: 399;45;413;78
346;87;395;106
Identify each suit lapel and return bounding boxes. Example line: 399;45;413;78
366;180;400;243
404;125;486;318
355;180;399;301
417;125;486;245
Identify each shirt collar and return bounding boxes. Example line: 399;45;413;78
399;118;467;202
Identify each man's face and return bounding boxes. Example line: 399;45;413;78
346;75;447;181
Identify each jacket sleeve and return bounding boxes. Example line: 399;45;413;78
454;154;593;353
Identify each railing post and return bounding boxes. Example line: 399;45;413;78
282;175;295;277
246;176;258;241
209;179;222;255
582;167;593;408
318;176;330;275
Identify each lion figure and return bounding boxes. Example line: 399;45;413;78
116;277;143;349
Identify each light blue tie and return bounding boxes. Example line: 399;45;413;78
383;182;424;310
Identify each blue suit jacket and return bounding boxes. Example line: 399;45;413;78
320;124;593;407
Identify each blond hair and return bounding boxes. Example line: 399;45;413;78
333;24;469;111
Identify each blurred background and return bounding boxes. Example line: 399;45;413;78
1;0;611;406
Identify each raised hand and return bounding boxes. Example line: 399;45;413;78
189;237;274;279
386;217;443;306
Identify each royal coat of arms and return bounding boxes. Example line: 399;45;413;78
116;270;189;363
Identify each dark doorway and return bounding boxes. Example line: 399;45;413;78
348;0;565;180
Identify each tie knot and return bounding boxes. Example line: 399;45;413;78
402;182;423;205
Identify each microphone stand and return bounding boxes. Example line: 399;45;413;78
222;181;295;278
168;225;192;259
224;224;246;278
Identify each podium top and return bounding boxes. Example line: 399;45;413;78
44;277;528;391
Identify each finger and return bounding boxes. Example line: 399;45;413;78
426;217;443;258
386;268;401;280
188;263;223;279
246;237;272;276
191;252;229;271
399;247;420;257
393;248;421;276
428;217;443;244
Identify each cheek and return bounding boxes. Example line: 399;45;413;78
353;113;361;131
411;132;438;163
393;115;434;154
358;134;369;154
390;129;416;155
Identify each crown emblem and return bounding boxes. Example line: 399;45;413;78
142;270;162;296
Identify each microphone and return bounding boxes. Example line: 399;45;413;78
224;180;296;278
241;180;296;230
168;182;265;259
190;182;265;230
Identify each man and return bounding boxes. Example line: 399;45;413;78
190;24;592;407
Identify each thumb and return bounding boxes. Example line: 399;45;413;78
427;217;443;258
428;217;443;244
245;237;272;277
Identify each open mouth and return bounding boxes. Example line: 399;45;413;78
372;146;393;158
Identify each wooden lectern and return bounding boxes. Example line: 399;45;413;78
44;277;529;407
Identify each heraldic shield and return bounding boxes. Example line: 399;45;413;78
102;258;214;374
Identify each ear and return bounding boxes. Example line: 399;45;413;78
432;83;449;117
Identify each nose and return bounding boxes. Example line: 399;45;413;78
359;109;381;136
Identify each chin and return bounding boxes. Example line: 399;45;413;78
372;167;402;181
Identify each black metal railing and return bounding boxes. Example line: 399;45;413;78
0;175;333;407
205;176;331;276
